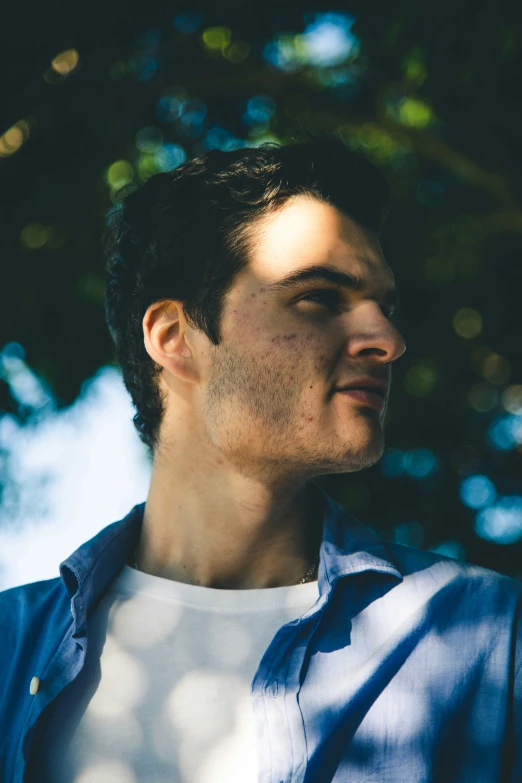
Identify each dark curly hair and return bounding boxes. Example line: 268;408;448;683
103;133;391;453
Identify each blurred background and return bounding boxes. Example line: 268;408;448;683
1;1;521;590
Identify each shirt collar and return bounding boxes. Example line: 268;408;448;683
314;483;403;595
60;482;402;636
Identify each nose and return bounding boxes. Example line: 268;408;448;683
345;305;407;364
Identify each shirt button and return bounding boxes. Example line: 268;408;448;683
29;676;40;695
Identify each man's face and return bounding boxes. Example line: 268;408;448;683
199;195;406;479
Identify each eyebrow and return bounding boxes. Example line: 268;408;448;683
265;263;400;310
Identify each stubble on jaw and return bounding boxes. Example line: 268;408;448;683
202;340;385;480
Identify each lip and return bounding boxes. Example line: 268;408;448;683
335;388;386;410
335;376;389;396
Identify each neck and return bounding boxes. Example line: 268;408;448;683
134;457;324;589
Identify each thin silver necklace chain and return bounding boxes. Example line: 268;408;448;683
131;551;320;584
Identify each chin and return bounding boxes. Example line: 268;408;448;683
345;433;385;470
305;437;385;477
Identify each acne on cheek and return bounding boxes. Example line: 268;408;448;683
269;330;320;348
270;333;298;344
296;412;315;431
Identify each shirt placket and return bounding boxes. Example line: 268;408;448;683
251;605;328;783
15;627;86;783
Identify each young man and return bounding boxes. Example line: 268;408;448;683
1;138;520;782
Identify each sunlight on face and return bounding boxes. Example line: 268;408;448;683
202;195;406;479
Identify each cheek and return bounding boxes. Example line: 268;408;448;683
233;304;332;370
257;338;332;390
265;331;326;360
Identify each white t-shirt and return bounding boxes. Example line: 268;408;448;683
37;564;320;783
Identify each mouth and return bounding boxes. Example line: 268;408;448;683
335;388;386;411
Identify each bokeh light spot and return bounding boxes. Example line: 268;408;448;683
402;46;427;86
135;126;163;153
155;95;185;123
154;144;187;171
2;126;23;153
131;57;157;81
487;414;522;451
453;308;482;338
402;448;438;478
202;26;232;50
404;363;437;397
459;475;496;509
51;49;79;76
173;12;203;34
263;34;306;73
474;497;522;545
223;41;251;63
356;124;397;161
390;98;433;128
263;13;359;72
105;160;134;191
0;120;30;157
203;126;234;150
467;382;499;412
301;12;359;67
19;223;54;250
244;95;276;127
180;101;207;138
381;447;437;480
502;385;522;415
482;353;511;386
136;154;159;181
381;448;405;477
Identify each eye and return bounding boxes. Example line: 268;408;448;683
380;305;396;319
298;290;341;309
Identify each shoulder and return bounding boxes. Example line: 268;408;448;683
0;575;66;607
0;577;71;646
386;540;522;615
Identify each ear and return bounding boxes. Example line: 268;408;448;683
142;300;199;385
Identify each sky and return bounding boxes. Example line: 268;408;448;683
0;365;151;591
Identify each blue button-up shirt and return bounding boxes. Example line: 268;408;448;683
1;483;521;782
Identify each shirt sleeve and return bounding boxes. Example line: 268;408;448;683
509;600;522;783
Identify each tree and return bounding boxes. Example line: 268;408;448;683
1;1;521;577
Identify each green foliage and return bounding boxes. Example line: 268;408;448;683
1;2;521;577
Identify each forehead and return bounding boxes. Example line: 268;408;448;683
247;194;394;288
